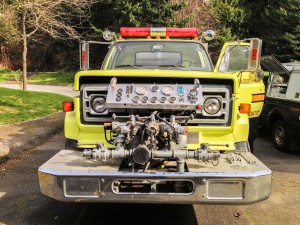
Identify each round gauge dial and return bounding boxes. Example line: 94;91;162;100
150;85;159;92
150;96;157;103
162;86;174;96
141;96;148;103
135;86;147;95
169;97;176;103
132;96;139;103
160;97;167;103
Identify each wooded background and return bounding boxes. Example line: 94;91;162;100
1;0;300;72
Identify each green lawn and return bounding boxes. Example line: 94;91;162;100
0;87;72;124
27;71;74;85
0;68;19;82
0;68;74;85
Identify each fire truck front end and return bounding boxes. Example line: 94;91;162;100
38;28;271;204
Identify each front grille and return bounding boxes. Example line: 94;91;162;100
193;84;231;125
81;83;232;126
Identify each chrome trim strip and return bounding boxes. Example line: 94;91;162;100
39;171;272;204
39;168;271;178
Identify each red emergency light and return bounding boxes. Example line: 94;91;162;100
120;27;199;38
251;48;258;60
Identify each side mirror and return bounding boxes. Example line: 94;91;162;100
248;38;263;81
103;30;116;41
248;38;262;70
80;41;89;70
79;40;112;70
202;30;215;41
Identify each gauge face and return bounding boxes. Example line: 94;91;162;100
141;96;148;103
150;85;159;92
135;86;147;95
160;97;167;103
150;96;157;103
162;86;174;96
169;97;176;103
132;96;139;103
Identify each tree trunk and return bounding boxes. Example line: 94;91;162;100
22;8;27;91
0;46;12;69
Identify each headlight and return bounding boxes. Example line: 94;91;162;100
203;97;221;115
91;96;106;113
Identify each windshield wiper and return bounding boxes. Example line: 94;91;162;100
158;65;188;70
115;64;143;69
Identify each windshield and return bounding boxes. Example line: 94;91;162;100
103;41;213;71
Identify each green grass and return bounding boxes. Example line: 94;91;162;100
0;68;19;82
0;87;72;124
0;68;74;85
27;71;74;85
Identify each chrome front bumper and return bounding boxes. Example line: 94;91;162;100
38;150;272;204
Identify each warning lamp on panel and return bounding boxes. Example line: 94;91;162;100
120;27;199;38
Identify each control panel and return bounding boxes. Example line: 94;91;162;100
106;81;203;110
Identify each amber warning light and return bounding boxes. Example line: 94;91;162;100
239;103;251;115
120;27;199;38
63;102;74;112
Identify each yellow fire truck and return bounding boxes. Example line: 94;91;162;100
38;27;271;204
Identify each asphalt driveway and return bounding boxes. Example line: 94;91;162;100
0;129;300;225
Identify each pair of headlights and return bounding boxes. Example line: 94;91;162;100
91;96;221;115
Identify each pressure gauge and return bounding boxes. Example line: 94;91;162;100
150;96;158;103
160;97;167;103
135;86;147;95
141;96;148;103
132;96;139;103
150;85;159;92
162;86;174;96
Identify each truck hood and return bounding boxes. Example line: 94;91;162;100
74;69;239;91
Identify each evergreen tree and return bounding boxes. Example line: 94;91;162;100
85;0;189;69
90;0;188;33
210;0;300;62
243;0;300;62
207;0;246;62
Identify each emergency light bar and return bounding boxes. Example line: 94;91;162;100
120;27;199;38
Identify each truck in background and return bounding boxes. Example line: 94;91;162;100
260;56;300;151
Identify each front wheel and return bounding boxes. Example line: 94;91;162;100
272;120;289;151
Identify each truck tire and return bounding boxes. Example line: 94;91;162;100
65;138;78;150
248;118;258;153
272;120;289;151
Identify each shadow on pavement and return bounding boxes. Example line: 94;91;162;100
23;201;198;225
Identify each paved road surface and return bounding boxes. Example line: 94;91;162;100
0;130;299;225
0;83;78;97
